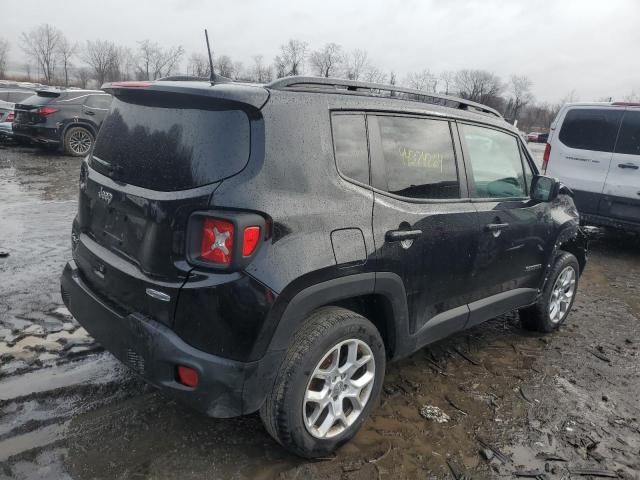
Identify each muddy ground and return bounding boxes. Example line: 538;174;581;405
0;143;638;479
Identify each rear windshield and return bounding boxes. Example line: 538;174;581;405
18;92;100;106
17;94;56;106
91;95;251;191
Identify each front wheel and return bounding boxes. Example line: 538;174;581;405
519;251;579;332
260;307;386;458
64;126;94;157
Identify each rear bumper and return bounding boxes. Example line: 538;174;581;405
60;260;283;417
11;124;60;144
0;124;13;139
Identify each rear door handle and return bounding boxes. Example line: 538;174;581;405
618;163;639;170
385;229;422;242
84;110;95;116
484;223;509;232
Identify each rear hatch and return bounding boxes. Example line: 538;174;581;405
14;90;60;124
74;83;266;325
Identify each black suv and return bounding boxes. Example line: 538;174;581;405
13;89;112;156
60;77;587;458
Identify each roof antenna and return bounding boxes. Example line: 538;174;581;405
204;29;216;85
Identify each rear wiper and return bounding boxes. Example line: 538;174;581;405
92;156;124;179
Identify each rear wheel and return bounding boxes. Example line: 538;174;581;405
260;307;385;458
64;127;94;157
519;251;579;332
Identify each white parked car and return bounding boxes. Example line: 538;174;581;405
544;102;640;232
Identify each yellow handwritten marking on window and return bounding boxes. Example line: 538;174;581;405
399;147;449;173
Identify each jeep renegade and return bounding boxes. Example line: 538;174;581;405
60;76;587;458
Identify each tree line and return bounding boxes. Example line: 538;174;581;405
1;23;634;132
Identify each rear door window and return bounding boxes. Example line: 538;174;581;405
614;111;640;156
85;95;113;110
374;115;460;199
559;108;623;152
460;124;527;198
332;113;369;185
91;96;251;192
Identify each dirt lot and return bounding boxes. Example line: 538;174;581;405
1;143;639;479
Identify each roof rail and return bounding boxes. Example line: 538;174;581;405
266;76;503;119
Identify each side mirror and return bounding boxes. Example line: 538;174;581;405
530;175;560;202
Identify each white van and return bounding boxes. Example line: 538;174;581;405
544;102;640;232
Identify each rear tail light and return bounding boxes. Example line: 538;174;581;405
6;112;14;122
176;365;199;388
200;218;234;264
37;107;58;117
188;212;267;270
242;226;261;256
542;143;551;174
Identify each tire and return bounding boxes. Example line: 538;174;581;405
63;126;94;157
260;306;386;458
519;251;579;333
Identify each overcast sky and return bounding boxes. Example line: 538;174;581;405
3;0;639;103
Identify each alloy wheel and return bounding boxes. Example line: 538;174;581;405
68;129;92;155
303;338;375;439
549;265;576;323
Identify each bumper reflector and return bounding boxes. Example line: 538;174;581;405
176;365;199;388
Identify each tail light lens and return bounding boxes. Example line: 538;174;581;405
200;218;234;264
188;212;268;270
37;107;58;117
242;226;261;256
6;112;14;122
542;143;551;174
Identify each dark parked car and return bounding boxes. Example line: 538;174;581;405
0;90;36;142
537;132;549;143
60;77;587;458
12;89;112;156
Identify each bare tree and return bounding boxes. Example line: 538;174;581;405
506;75;533;121
309;43;343;78
56;36;77;86
75;67;92;88
251;55;272;83
0;38;9;78
215;55;234;78
345;49;369;80
274;55;287;78
19;24;62;84
232;61;246;81
454;69;503;105
389;71;396;86
404;69;438;92
560;89;579;104
187;53;210;77
82;39;118;85
439;71;455;95
624;90;639;102
135;40;184;80
276;39;308;76
118;46;136;81
363;65;387;84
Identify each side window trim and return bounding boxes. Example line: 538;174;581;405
330;111;372;189
517;141;537;196
456;120;530;201
367;112;469;204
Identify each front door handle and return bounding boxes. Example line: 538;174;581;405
386;229;422;242
484;223;509;232
618;163;639;170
